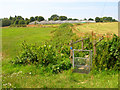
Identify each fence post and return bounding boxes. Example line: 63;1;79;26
92;31;94;42
70;40;73;64
81;38;84;50
93;40;96;59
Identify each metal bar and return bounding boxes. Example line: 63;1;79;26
73;49;92;52
70;38;89;45
74;57;88;59
73;49;74;68
75;65;90;67
89;65;90;73
89;51;91;72
91;51;92;68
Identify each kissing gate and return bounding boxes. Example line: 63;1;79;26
70;38;93;73
72;49;92;73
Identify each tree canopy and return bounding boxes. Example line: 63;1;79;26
59;16;67;21
48;14;59;21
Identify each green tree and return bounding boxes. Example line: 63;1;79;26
2;18;11;27
88;18;94;21
25;18;29;21
35;16;38;20
14;20;19;25
30;17;35;22
107;17;112;22
68;18;72;20
73;18;78;20
17;16;24;20
95;17;100;22
25;20;30;25
59;16;67;21
9;16;13;20
102;17;107;22
100;18;103;22
84;18;87;20
49;14;59;21
37;16;44;21
53;17;58;21
18;20;25;25
112;19;117;22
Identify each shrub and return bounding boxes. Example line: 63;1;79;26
13;42;72;73
2;18;11;27
93;34;120;71
59;23;73;29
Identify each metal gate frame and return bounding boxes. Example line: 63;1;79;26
73;49;92;73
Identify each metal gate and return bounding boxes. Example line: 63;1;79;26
73;49;92;73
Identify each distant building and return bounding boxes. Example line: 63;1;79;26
29;20;96;25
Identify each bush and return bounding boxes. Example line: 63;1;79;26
2;18;11;27
59;23;73;29
12;42;72;73
10;24;26;27
52;58;72;73
94;34;120;71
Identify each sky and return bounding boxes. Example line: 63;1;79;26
0;0;119;20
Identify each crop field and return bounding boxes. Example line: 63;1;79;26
73;22;118;38
1;23;119;88
75;22;118;34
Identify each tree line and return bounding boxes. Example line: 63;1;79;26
95;17;117;22
1;14;117;27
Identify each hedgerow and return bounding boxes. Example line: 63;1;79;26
12;23;120;73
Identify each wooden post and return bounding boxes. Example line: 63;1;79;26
70;40;73;64
81;38;84;50
92;31;94;42
93;40;96;59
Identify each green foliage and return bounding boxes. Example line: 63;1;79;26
37;16;44;21
68;18;73;20
59;23;73;29
52;58;72;73
12;23;74;73
18;20;25;25
95;17;117;22
95;17;100;22
84;18;87;20
94;34;120;71
11;22;119;73
25;20;30;25
48;14;59;21
14;20;19;25
13;42;72;73
10;24;26;27
2;18;11;27
35;16;38;20
88;18;94;21
30;17;35;22
73;18;78;20
51;23;74;49
59;16;67;21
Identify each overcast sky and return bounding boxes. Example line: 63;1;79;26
0;0;119;20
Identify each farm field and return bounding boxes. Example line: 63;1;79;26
74;22;118;36
2;23;119;88
2;27;56;59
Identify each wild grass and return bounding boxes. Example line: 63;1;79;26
2;23;119;88
75;22;118;35
2;27;56;59
2;62;118;88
